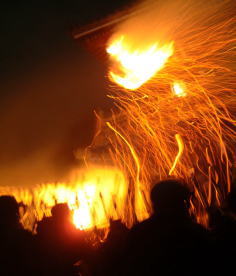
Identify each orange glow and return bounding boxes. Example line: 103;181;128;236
1;0;236;231
107;35;174;89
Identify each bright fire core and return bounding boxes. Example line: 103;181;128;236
107;35;174;90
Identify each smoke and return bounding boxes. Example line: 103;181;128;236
0;48;111;187
108;0;233;48
1;0;234;188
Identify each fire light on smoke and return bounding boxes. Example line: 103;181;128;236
107;35;174;89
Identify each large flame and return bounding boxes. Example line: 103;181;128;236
107;35;174;89
0;167;128;231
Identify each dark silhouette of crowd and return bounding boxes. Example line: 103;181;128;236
0;178;236;275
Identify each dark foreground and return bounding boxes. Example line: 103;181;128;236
0;179;236;276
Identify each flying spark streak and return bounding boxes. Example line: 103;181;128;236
169;134;184;176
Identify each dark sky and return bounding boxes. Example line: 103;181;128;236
0;1;134;186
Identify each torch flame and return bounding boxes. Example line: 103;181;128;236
107;35;174;90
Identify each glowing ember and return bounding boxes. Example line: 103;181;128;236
107;35;174;90
172;82;186;97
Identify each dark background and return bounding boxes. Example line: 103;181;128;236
0;1;133;186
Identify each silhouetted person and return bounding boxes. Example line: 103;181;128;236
90;219;129;276
0;195;37;275
123;179;213;276
226;186;236;217
208;186;236;274
36;203;87;275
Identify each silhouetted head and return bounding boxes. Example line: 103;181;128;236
0;196;20;228
207;206;224;229
51;203;70;220
109;219;128;233
150;179;192;214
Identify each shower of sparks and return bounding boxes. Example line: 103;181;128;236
104;0;236;224
0;0;236;230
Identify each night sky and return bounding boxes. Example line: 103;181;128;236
0;1;134;186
